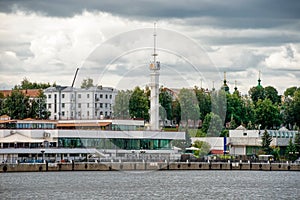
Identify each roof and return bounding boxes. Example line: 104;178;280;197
0;89;41;98
235;125;247;131
57;122;111;128
0;133;45;143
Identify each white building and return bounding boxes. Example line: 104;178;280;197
44;86;117;120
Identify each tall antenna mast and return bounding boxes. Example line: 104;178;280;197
153;22;157;63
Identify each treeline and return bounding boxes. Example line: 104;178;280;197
0;78;54;119
113;84;300;135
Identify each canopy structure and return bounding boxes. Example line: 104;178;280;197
0;133;45;143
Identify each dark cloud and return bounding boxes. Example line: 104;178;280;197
1;0;300;20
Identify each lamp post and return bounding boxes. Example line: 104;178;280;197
41;149;45;163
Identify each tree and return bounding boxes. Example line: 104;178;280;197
261;130;272;155
202;112;223;137
178;88;200;128
14;77;52;89
193;140;211;157
285;139;297;161
113;90;132;119
294;132;300;154
159;87;173;120
255;98;281;129
172;99;181;125
194;86;211;120
284;86;297;97
226;92;244;128
249;86;264;103
264;86;280;104
3;90;29;119
81;78;94;89
129;87;149;121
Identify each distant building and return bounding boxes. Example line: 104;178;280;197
44;86;117;120
228;125;297;156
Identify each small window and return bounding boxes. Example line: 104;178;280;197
109;95;112;99
87;94;90;98
105;94;108;99
48;104;51;109
100;94;103;98
87;111;89;117
95;103;97;108
62;111;65;116
243;132;247;136
100;103;103;108
78;103;81;108
78;94;81;98
87;103;89;108
62;103;65;108
62;94;65;98
48;94;51;98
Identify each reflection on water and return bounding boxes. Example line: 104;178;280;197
0;171;299;199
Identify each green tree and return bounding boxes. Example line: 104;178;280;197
194;86;211;120
81;78;94;89
202;112;223;137
172;99;181;125
285;139;297;161
193;140;211;157
159;87;173;120
264;86;280;104
249;86;264;104
226;92;244;128
129;87;149;121
3;90;29;119
178;88;200;128
113;90;132;119
211;90;226;127
27;90;50;119
255;98;281;129
261;130;272;155
14;77;52;89
294;132;300;154
284;86;297;97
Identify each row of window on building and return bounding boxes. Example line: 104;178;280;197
47;93;113;99
48;103;112;109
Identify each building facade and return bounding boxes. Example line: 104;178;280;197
44;86;117;120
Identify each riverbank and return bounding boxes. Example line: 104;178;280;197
1;161;299;172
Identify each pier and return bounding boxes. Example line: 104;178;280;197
1;161;299;172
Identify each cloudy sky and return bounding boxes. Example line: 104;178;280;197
0;0;299;94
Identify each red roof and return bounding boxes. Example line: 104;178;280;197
0;89;41;98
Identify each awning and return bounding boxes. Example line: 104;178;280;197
0;133;45;143
57;122;111;128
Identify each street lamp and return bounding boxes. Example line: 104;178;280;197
41;149;45;163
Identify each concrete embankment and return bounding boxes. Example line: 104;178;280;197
1;162;299;172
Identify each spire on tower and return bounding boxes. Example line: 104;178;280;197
234;80;237;91
257;70;262;87
150;23;160;71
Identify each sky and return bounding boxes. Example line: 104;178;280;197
0;0;299;94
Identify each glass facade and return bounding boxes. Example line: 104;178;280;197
58;138;172;150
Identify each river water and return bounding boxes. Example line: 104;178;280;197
0;171;299;199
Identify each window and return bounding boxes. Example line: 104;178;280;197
243;132;247;136
95;94;97;99
105;94;108;99
78;112;81;117
62;111;65;116
100;103;103;108
78;94;81;98
87;103;89;108
87;94;90;98
62;94;65;98
100;111;103;115
100;94;103;98
78;103;81;108
105;111;107;116
95;103;97;108
48;104;51;109
48;94;51;98
87;111;89;117
110;95;112;99
62;103;65;108
105;103;108;108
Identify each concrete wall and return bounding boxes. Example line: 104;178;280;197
1;162;299;172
